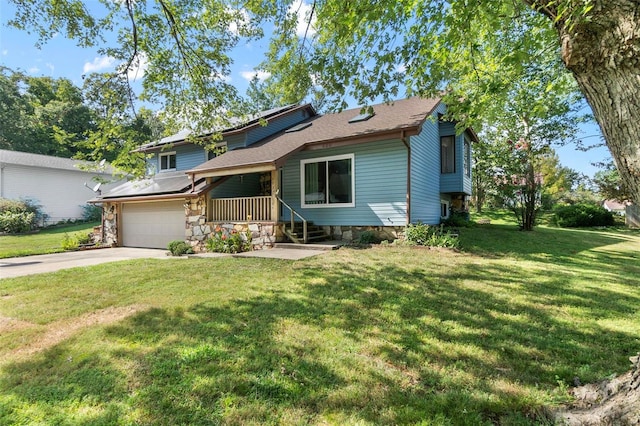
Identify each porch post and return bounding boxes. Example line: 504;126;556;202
270;169;279;221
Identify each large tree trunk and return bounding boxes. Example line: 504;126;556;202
529;0;640;204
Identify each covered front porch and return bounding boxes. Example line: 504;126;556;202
185;169;324;251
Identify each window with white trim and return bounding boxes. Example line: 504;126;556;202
159;152;176;171
441;201;450;218
301;154;354;208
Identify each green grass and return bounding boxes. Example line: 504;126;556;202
0;222;99;258
0;221;639;424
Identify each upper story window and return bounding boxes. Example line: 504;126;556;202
441;136;455;174
301;154;355;208
464;137;471;177
159;152;176;172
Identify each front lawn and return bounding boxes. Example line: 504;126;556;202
0;224;639;424
0;222;100;258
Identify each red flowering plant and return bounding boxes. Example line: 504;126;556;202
205;226;252;253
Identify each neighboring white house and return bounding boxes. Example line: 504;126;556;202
603;199;629;216
0;149;120;225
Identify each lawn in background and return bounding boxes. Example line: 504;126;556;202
0;220;639;424
0;222;99;258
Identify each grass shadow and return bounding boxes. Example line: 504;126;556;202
0;237;638;424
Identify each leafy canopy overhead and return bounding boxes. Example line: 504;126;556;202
8;0;567;130
9;0;265;134
10;0;640;203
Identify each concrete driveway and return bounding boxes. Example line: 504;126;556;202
0;246;332;279
0;248;169;279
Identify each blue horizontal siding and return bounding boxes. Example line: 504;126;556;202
148;144;207;174
210;173;262;198
410;103;445;224
439;121;472;195
281;139;408;226
224;134;246;151
176;144;207;171
246;109;309;146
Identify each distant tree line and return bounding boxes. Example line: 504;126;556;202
0;67;164;177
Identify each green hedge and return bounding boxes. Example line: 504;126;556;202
552;203;615;228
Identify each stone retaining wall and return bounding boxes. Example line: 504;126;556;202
187;221;282;253
323;225;405;242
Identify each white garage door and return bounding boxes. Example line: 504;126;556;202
122;200;185;248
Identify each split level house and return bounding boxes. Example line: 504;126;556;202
91;97;475;250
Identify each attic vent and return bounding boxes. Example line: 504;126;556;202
348;112;374;123
285;122;312;133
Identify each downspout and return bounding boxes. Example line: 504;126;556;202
401;131;410;224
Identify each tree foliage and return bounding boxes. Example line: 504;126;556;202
0;67;93;157
592;161;632;202
7;0;640;203
0;67;160;177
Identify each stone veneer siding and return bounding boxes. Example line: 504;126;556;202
100;196;405;250
185;195;282;253
102;202;119;246
323;225;405;242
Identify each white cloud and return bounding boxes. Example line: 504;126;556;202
83;56;116;74
1;49;7;56
227;8;251;36
395;64;407;74
28;67;40;74
124;52;148;81
45;63;55;74
290;0;316;38
240;70;271;82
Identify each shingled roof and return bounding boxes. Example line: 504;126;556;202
188;97;441;178
0;149;113;174
136;103;310;152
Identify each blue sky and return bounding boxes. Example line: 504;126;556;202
0;1;611;178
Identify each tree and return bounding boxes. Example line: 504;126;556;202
248;0;640;204
245;75;279;112
7;0;640;203
592;161;633;202
536;151;581;209
0;67;94;157
0;67;32;152
74;73;164;178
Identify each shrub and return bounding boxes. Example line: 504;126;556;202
0;211;35;233
441;211;472;228
81;204;102;222
405;222;459;249
60;232;93;250
206;226;252;253
553;203;615;228
61;233;79;251
167;240;194;256
0;197;47;232
358;230;382;244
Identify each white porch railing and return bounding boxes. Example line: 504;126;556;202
211;196;273;221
